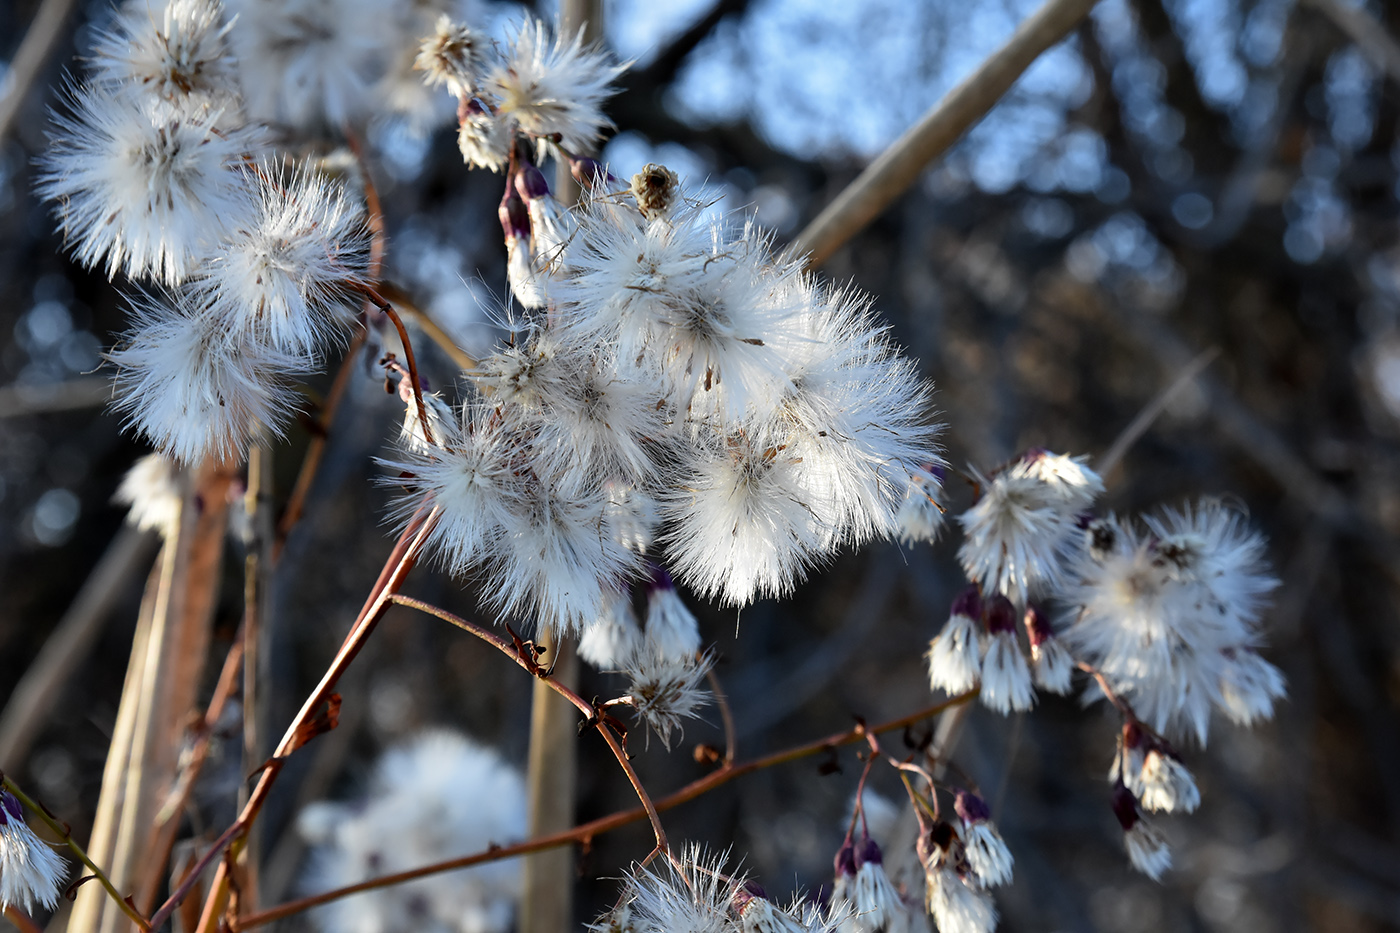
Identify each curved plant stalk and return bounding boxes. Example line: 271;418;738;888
231;687;978;930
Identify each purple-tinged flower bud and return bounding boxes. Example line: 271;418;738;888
733;879;766;910
1111;782;1139;832
571;156;608;189
833;838;857;878
0;791;21;825
498;191;531;242
855;837;883;868
984;594;1016;634
954;790;991;826
950;584;982;623
515;162;550;202
1024;605;1052;647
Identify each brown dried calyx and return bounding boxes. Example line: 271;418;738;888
630;163;680;220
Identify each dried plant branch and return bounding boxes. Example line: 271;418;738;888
1303;0;1400;86
0;0;77;146
0;523;159;768
388;596;667;852
231;688;978;930
1097;346;1219;477
792;0;1099;268
163;503;440;933
379;280;478;372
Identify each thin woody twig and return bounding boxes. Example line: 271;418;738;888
360;285;436;448
1;775;152;931
0;523;160;768
231;689;977;930
0;0;78;146
1097;346;1219;477
162;504;440;933
792;0;1100;268
386;596;669;852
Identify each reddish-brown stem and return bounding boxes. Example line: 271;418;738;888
3;905;40;933
230;690;977;930
152;628;246;835
154;504;439;932
1075;660;1138;721
705;667;736;766
359;285;436;448
384;596;668;852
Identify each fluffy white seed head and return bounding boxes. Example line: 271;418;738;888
196;163;372;358
624;649;713;750
957;451;1098;605
298;729;525;933
416;15;488;99
91;0;240;108
225;0;383;129
601;846;738;933
662;427;826;607
108;295;304;464
1062;504;1280;745
486;17;624;156
40;86;261;285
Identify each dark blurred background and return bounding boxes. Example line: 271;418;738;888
3;0;1400;930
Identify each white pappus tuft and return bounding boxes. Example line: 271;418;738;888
195;163;372;359
1112;723;1200;814
643;564;701;662
1111;784;1171;881
918;828;997;933
661;423;825;607
597;845;737;933
1023;603;1073;694
415;15;488;100
114;452;184;539
0;791;67;914
108;294;304;464
957;449;1102;605
623;649;713;750
1061;502;1281;745
39;85;262;286
486;17;625;158
978;595;1034;715
91;0;240;108
927;585;983;695
578;587;643;670
895;464;947;546
953;791;1013;888
297;729;525;933
224;0;382;130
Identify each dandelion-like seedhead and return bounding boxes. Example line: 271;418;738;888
1060;501;1281;744
109;295;305;463
485;18;625;159
196;163;372;358
40;86;262;286
91;0;240;107
298;729;525;933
